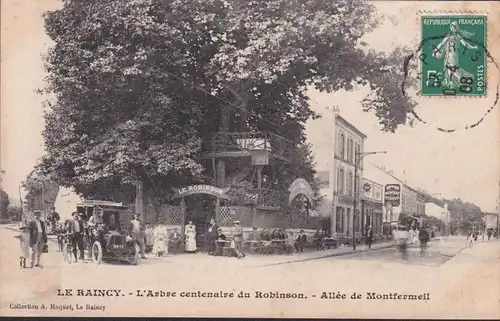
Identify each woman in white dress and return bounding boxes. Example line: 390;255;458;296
153;223;168;257
15;221;30;268
184;221;197;253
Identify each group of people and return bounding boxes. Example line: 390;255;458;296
16;210;48;268
467;229;498;248
188;218;246;259
130;213;183;258
393;225;431;259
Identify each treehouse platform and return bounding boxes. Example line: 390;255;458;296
200;131;293;163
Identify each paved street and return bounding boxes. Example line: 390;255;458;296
1;226;498;318
330;237;470;267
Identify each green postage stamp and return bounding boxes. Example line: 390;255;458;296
420;14;487;97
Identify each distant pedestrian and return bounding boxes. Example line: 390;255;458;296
231;221;245;259
206;217;219;255
397;227;409;260
184;221;197;253
153;222;168;257
314;228;325;251
419;226;429;255
487;230;492;242
169;228;182;253
469;232;475;248
294;230;307;253
144;224;154;253
28;211;48;268
364;227;374;251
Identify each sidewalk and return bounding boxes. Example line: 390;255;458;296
244;236;453;266
244;241;397;266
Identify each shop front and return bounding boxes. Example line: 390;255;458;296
160;184;231;250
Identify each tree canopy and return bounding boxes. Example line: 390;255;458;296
38;0;416;199
419;190;486;233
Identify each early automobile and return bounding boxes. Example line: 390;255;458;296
77;200;140;265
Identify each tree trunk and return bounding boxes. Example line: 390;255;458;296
216;84;250;187
135;180;144;223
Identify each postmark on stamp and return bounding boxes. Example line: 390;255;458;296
419;14;487;97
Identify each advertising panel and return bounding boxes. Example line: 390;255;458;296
384;184;401;207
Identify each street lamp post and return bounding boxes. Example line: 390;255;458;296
352;150;387;250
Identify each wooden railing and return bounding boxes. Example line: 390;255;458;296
231;188;282;208
202;131;294;162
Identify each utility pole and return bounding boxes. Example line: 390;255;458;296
352;150;387;250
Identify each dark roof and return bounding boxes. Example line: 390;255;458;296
335;115;367;139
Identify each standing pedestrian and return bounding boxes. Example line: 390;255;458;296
397;226;409;260
145;224;154;253
169;228;182;253
69;211;85;262
365;227;374;251
206;217;218;255
231;220;245;259
153;222;168;257
294;230;307;253
28;211;48;268
469;231;476;248
130;213;147;259
15;221;30;268
418;226;429;255
184;221;197;253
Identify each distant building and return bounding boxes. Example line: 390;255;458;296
485;212;499;231
363;163;426;226
361;178;384;234
417;194;426;216
425;202;450;226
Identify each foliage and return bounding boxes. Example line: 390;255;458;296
39;0;416;199
0;189;10;219
22;168;59;211
7;206;23;221
422;215;444;230
419;190;486;233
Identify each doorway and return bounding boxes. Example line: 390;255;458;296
185;195;216;251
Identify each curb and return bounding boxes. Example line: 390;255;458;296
252;243;397;267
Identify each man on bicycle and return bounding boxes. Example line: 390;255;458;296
47;207;60;224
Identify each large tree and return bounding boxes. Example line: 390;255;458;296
39;0;415;199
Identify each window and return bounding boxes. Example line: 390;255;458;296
347;172;353;196
346;208;351;236
335;207;343;233
338;133;345;158
347;139;354;163
354;213;359;232
337;168;345;194
355;175;360;197
355;143;360;166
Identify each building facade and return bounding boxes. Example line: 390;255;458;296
306;113;366;237
417;194;426;216
332;115;366;237
361;178;384;235
363;163;425;227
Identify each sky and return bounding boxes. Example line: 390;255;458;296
1;0;499;212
